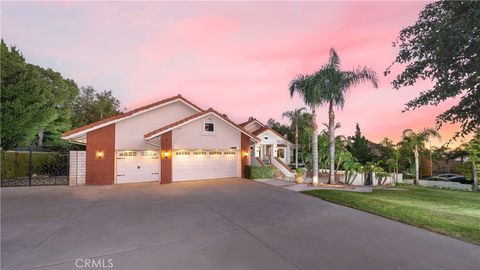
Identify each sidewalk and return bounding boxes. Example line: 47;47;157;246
253;178;373;193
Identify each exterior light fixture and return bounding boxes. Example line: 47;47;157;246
243;151;249;158
95;150;105;159
164;150;170;159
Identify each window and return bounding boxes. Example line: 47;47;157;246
277;148;285;159
209;151;222;155
264;136;268;140
193;151;207;155
176;151;190;156
204;122;215;133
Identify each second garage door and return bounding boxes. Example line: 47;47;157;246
173;150;239;181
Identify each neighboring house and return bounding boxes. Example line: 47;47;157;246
62;95;293;185
239;118;295;177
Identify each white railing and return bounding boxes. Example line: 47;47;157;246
272;157;295;177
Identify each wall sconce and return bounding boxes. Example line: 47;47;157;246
95;150;105;159
243;151;249;158
163;150;170;159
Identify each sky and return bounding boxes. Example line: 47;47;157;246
1;1;466;147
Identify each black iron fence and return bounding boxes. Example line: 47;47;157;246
1;149;69;187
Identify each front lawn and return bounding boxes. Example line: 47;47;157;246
303;186;480;244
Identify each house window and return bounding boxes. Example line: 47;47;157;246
264;136;268;140
277;148;285;159
204;122;215;133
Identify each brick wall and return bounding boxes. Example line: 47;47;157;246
241;133;251;178
86;124;115;185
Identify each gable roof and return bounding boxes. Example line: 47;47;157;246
239;118;265;128
144;108;260;142
62;94;202;139
253;126;293;145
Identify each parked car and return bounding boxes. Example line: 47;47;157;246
426;174;468;184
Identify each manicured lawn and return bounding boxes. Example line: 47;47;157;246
303;186;480;244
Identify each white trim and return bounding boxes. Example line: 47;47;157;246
61;98;201;140
145;111;259;142
243;120;264;128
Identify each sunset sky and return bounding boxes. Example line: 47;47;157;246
2;1;465;147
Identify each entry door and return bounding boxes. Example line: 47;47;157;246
116;151;159;183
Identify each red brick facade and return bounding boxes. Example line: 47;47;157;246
86;124;115;185
160;131;172;184
241;133;251;178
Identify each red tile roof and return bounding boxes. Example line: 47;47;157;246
62;95;203;138
144;108;260;141
239;118;264;127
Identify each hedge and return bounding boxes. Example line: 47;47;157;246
1;151;62;178
244;165;275;179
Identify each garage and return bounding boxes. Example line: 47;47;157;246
173;150;239;181
116;151;159;184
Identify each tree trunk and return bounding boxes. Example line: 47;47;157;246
328;101;336;184
472;160;478;191
312;108;319;185
38;129;44;149
414;145;419;185
295;124;299;169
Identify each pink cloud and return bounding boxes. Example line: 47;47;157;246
3;1;464;147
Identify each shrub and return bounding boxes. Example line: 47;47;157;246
40;154;68;176
1;151;58;178
244;165;275;179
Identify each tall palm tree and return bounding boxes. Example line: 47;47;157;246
282;107;306;169
320;49;379;184
289;48;378;184
402;128;441;185
289;74;327;185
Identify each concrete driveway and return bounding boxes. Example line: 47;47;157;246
1;178;479;270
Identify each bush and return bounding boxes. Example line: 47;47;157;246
244;165;275;179
455;161;478;183
1;151;59;178
40;154;68;176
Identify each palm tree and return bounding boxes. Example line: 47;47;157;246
401;128;441;185
282;107;306;169
289;73;327;185
319;49;379;184
289;48;378;184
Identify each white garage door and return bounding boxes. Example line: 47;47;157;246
116;151;159;184
173;150;239;181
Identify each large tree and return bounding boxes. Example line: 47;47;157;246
290;48;375;185
348;124;374;164
71;86;122;128
386;1;480;138
1;40;78;149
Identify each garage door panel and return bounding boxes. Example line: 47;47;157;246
173;151;239;181
116;151;159;184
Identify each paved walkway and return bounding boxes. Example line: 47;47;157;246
2;178;478;270
255;178;373;192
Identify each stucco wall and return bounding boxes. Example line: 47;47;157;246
172;114;241;150
115;101;198;150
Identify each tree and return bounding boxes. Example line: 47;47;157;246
282;107;306;168
401;128;441;185
466;132;480;191
1;40;78;149
386;1;480;138
348;124;373;164
317;49;378;184
72;86;122;128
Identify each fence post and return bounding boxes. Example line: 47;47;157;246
29;144;33;186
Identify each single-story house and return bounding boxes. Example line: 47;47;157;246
62;95;294;185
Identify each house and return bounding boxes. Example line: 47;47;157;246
239;118;295;177
62;95;294;185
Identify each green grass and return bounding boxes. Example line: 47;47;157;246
303;186;480;244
